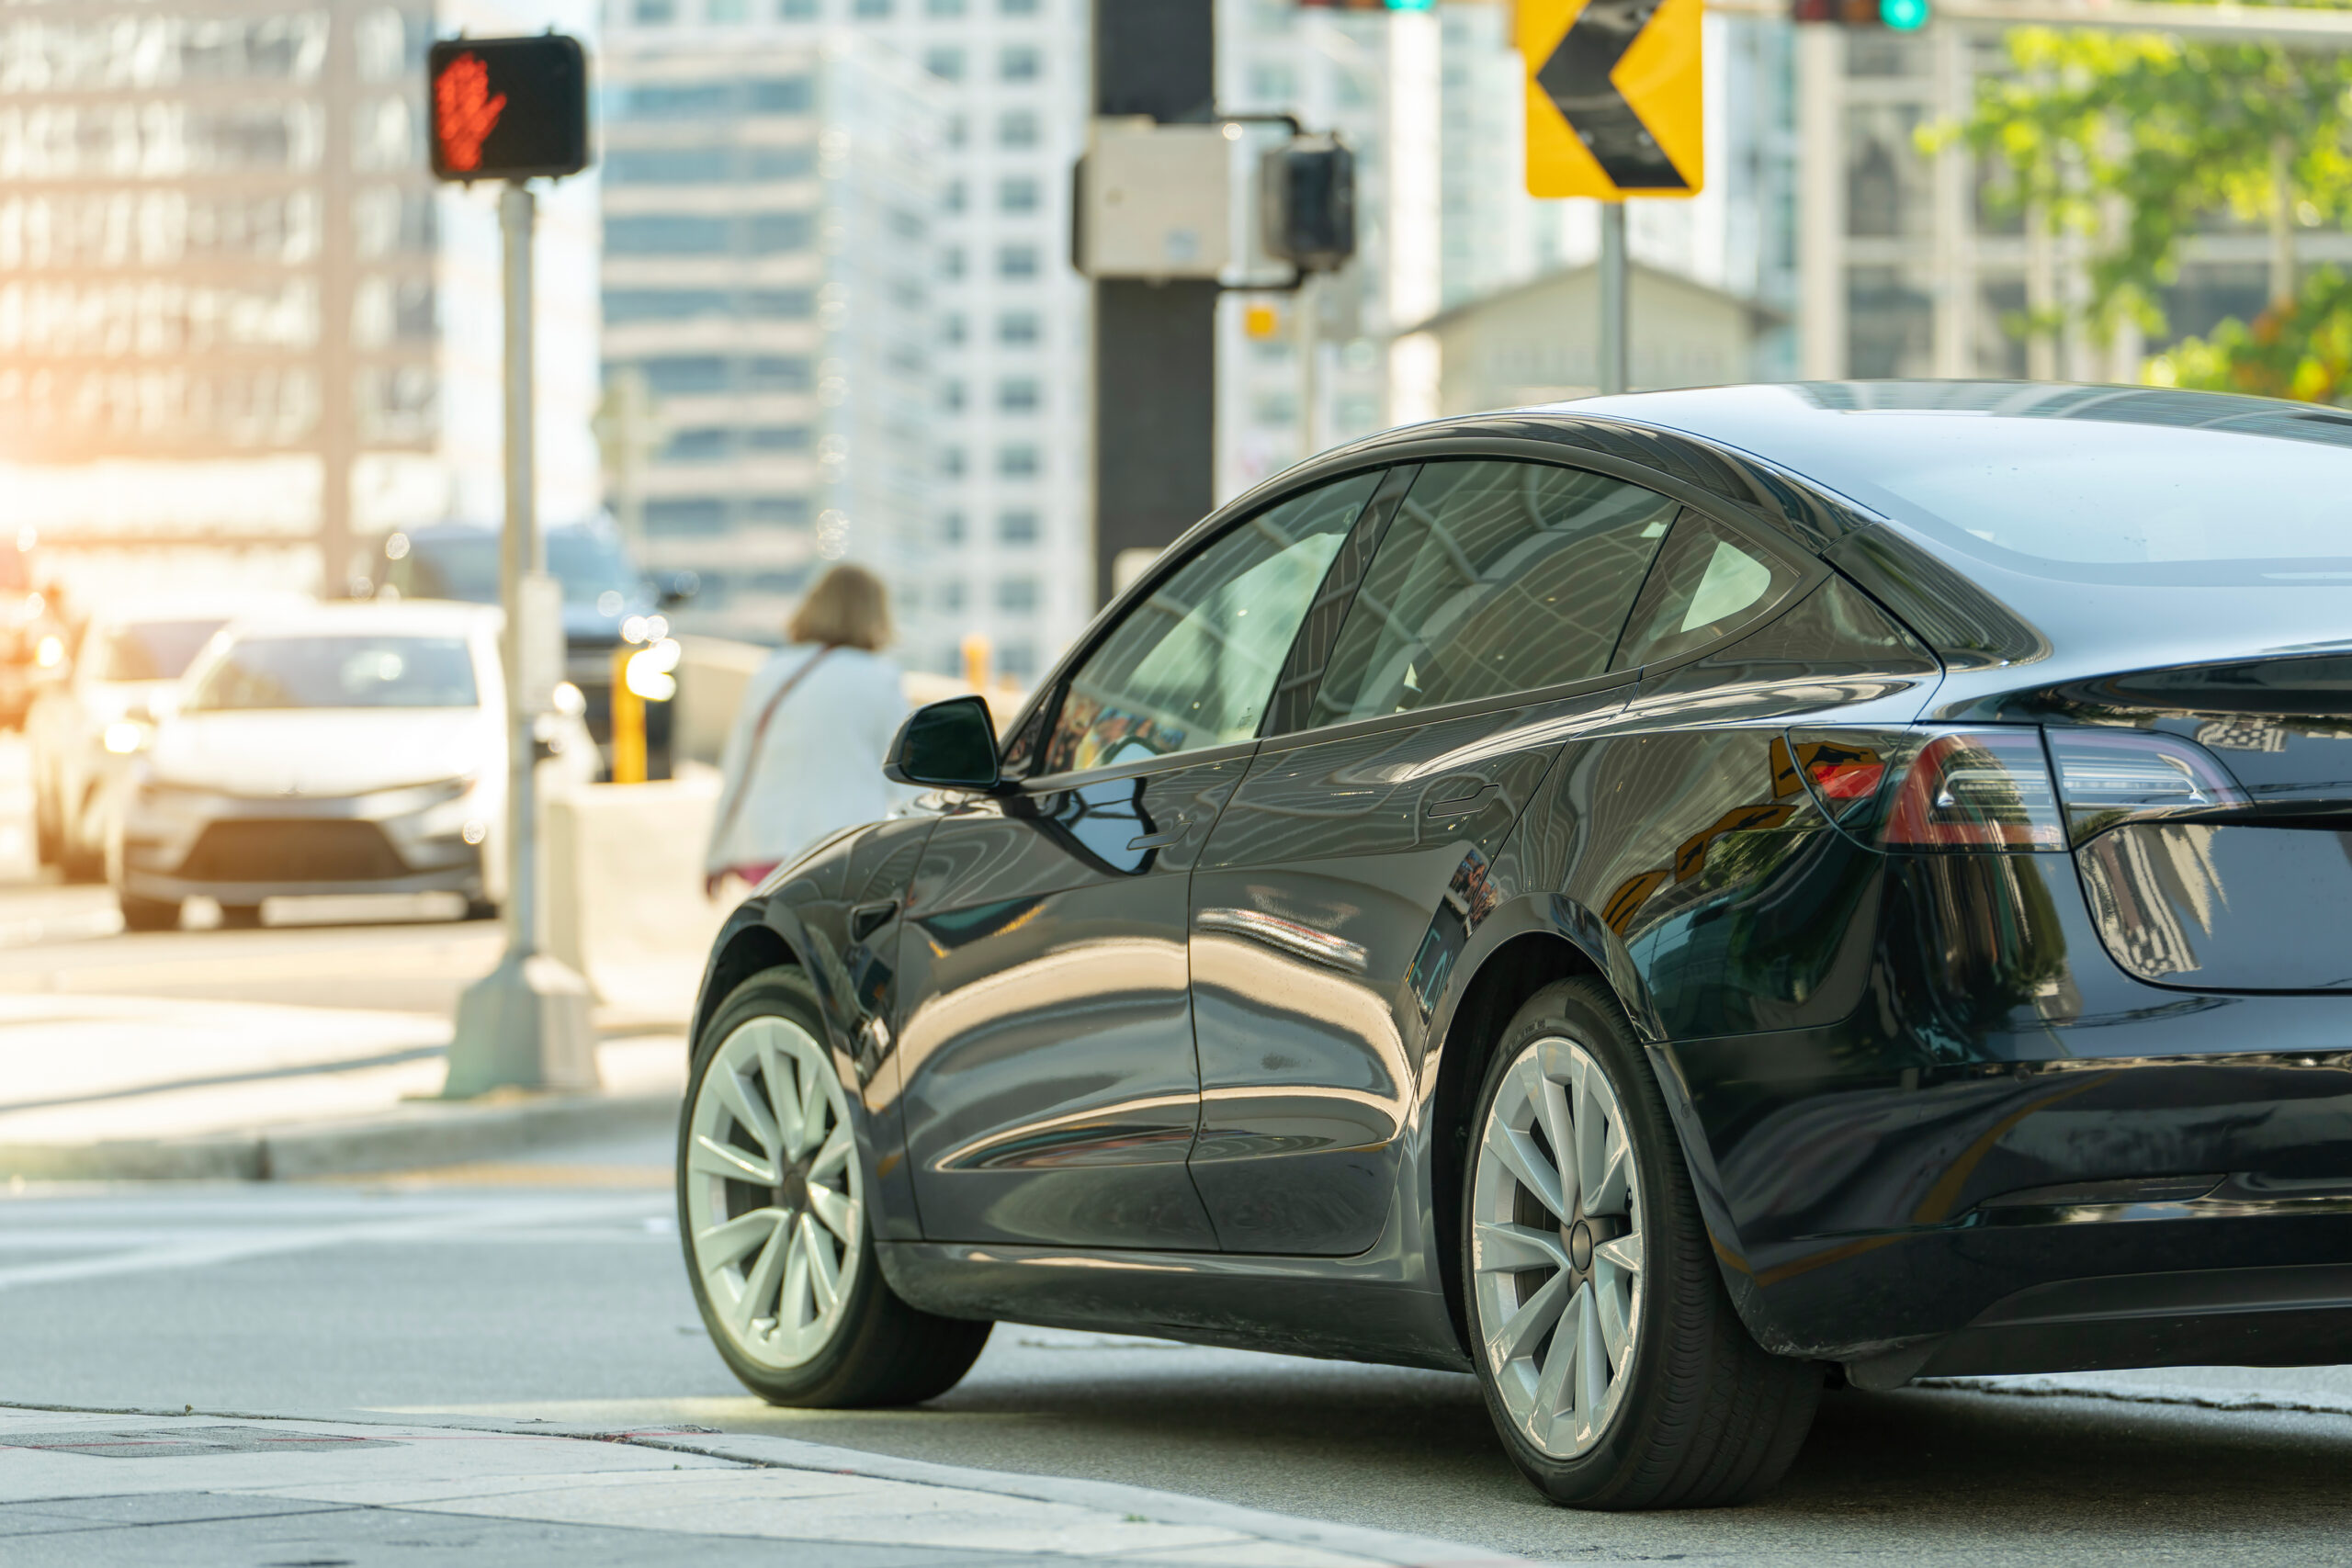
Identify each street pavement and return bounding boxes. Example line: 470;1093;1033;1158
9;1152;2352;1566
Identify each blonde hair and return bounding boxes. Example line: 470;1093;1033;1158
787;563;892;650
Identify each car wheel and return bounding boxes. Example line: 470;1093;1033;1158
218;903;264;930
679;965;991;1406
461;897;499;922
1464;978;1818;1510
118;894;180;933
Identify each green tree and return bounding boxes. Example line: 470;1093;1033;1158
1946;10;2352;400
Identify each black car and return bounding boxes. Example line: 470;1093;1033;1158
374;518;693;775
675;381;2352;1510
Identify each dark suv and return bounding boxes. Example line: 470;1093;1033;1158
374;519;693;776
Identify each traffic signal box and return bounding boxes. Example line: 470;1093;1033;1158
428;35;591;183
1792;0;1931;29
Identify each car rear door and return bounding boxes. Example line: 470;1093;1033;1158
892;472;1385;1250
1186;458;1681;1256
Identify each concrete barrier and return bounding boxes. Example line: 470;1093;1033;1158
544;773;726;1027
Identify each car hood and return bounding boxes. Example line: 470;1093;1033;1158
149;707;493;797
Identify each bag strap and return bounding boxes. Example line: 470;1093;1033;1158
707;645;835;858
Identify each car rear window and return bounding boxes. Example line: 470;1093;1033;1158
1820;420;2352;582
187;635;479;711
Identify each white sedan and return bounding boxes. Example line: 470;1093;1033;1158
111;601;592;932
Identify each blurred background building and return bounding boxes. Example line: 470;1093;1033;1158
597;40;939;648
0;0;602;606
605;0;1092;681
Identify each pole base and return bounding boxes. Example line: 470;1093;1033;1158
442;950;599;1099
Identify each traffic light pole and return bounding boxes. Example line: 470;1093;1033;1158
1091;0;1216;608
443;182;597;1100
1599;201;1629;396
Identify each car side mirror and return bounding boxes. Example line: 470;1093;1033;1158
884;696;1000;791
656;570;699;609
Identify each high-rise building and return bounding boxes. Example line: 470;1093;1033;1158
598;40;941;646
604;0;1092;681
0;0;601;601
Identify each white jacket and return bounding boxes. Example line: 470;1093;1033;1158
704;644;908;877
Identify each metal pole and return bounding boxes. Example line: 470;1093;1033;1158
1795;22;1846;379
442;180;596;1100
1298;273;1320;457
501;181;539;957
1599;202;1629;396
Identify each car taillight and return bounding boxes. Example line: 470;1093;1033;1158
1786;728;2064;851
2044;727;2245;845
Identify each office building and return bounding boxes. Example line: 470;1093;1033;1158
599;40;941;647
0;0;601;601
605;0;1091;681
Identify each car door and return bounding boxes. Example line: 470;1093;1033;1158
892;470;1387;1250
1186;458;1682;1256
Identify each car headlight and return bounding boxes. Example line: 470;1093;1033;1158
102;720;151;755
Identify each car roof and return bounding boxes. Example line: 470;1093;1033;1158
218;600;498;638
88;593;311;629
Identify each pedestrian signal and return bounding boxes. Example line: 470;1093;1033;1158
428;35;591;182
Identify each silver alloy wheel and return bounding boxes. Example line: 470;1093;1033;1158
684;1014;864;1371
1470;1033;1646;1460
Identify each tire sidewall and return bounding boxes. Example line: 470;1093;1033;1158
1462;979;1693;1506
678;964;884;1404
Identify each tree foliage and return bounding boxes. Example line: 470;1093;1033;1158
1950;8;2352;399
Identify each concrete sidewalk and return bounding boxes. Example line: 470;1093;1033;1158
0;1405;1530;1568
0;994;683;1181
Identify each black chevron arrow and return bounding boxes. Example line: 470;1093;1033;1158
1536;0;1689;192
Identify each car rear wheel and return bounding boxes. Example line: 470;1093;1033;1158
679;965;990;1406
1464;978;1818;1509
117;893;180;933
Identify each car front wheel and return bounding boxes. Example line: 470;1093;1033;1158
679;966;990;1406
1464;978;1819;1509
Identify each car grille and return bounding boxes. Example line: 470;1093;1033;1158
175;820;410;883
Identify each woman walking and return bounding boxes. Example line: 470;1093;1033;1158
704;564;905;897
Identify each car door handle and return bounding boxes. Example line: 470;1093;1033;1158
1424;784;1498;819
1127;812;1193;851
850;900;898;942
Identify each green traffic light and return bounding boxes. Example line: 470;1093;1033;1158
1880;0;1930;28
1385;0;1437;10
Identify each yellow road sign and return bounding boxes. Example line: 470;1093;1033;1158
1519;0;1703;199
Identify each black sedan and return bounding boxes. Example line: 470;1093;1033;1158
676;382;2352;1510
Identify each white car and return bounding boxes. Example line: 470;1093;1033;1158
111;601;593;932
28;597;300;880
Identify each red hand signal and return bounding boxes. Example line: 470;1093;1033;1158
434;52;507;174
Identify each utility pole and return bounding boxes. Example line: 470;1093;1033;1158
1090;0;1216;608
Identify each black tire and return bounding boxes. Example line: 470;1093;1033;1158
218;903;264;930
118;893;180;933
1462;977;1819;1510
461;897;500;922
679;964;991;1407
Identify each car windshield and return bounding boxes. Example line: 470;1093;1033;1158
1815;419;2352;583
98;619;227;682
394;531;638;608
187;635;479;711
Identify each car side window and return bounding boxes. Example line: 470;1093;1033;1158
1610;511;1802;671
1305;460;1677;726
1039;472;1382;774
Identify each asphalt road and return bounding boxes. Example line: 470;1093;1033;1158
7;1157;2352;1567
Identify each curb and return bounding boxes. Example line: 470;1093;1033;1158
0;1402;1537;1568
0;1090;679;1182
1921;1373;2352;1421
614;1427;1534;1567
